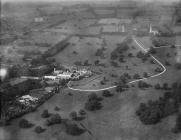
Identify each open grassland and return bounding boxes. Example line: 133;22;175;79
2;84;181;140
53;36;103;65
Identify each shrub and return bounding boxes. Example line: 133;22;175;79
19;119;33;128
175;63;181;70
128;53;134;57
54;106;61;111
172;113;181;133
138;81;151;89
155;67;163;72
69;111;78;120
41;109;50;118
154;84;161;89
79;109;86;116
85;99;102;111
162;83;169;90
34;126;46;133
143;72;149;78
102;90;113;97
136;102;162;125
148;47;156;54
165;61;171;66
65;122;86;136
85;93;102;111
133;73;141;79
110;61;119;67
46;114;61;126
116;84;123;93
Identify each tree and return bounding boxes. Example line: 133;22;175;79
41;109;50;118
163;83;169;90
94;60;100;65
175;63;181;70
133;73;141;79
85;93;102;111
34;126;46;133
79;109;86;116
165;61;171;66
143;72;149;78
116;84;123;93
65;122;86;136
85;99;102;111
172;113;181;133
155;67;163;72
19;119;33;128
84;60;89;66
102;90;113;97
69;111;78;120
46;114;61;126
154;83;161;89
128;53;134;57
148;47;156;54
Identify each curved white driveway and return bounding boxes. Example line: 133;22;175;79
67;37;167;92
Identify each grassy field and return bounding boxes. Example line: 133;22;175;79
53;36;103;65
2;83;181;140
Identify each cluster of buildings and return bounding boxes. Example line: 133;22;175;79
44;68;92;81
18;95;38;106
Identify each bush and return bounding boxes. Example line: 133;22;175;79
143;72;149;78
172;113;181;133
175;63;181;70
136;102;162;125
138;81;151;89
46;114;61;126
34;126;46;133
85;93;102;111
79;109;86;116
155;67;163;73
133;73;141;79
110;61;119;67
85;100;102;111
154;84;161;89
102;90;113;97
19;119;33;128
54;106;61;111
41;109;50;118
162;83;169;90
69;111;78;120
148;47;156;54
65;122;86;136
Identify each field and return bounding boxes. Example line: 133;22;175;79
2;1;181;140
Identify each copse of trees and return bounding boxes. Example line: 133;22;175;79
102;90;114;97
41;109;50;118
136;82;181;128
46;114;62;126
138;81;151;89
34;126;46;133
110;42;129;60
19;119;33;128
64;121;86;136
148;47;157;54
172;113;181;133
85;93;103;111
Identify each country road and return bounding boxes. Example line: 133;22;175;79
67;37;167;92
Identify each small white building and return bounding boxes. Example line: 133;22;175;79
34;17;44;22
57;72;72;79
53;68;63;75
19;95;38;105
44;76;57;80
